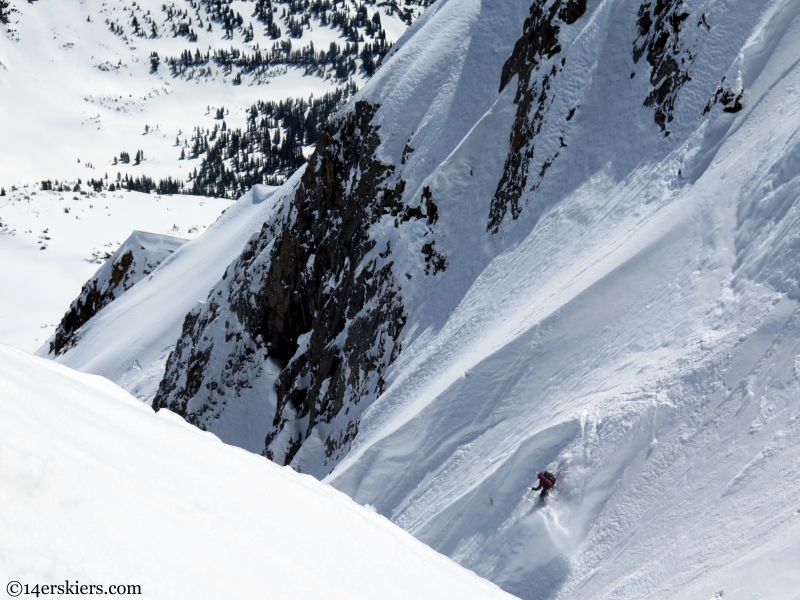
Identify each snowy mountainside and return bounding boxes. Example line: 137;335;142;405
48;0;800;598
0;0;430;197
0;344;514;600
325;0;800;597
39;183;283;408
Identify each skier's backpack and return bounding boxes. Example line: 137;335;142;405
540;471;556;487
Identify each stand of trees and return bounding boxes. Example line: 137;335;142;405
186;81;357;198
165;30;392;81
87;82;357;199
166;35;389;82
163;0;395;83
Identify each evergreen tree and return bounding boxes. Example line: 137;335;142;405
0;0;10;25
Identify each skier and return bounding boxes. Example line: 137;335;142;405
530;471;557;504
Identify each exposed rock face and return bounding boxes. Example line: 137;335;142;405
154;100;423;468
49;231;187;355
633;0;694;133
488;0;703;232
703;77;744;115
488;0;587;233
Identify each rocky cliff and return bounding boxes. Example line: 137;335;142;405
49;231;187;355
151;0;743;475
153;100;439;467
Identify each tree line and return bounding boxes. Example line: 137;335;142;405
186;81;358;197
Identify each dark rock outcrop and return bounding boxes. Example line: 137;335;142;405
153;100;425;468
703;77;744;115
49;231;187;355
488;0;587;233
633;0;694;133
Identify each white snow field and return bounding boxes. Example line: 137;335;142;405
0;344;514;600
32;0;800;598
0;186;231;352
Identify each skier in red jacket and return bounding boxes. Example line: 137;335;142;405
531;471;557;504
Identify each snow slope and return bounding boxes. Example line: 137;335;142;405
0;344;514;600
324;0;800;597
39;183;283;405
0;186;231;352
40;0;800;598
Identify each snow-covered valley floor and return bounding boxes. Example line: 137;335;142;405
0;186;231;352
0;0;422;196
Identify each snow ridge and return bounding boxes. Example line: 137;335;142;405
49;230;187;355
0;344;514;600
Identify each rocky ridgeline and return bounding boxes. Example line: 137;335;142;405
50;232;187;355
153;100;439;468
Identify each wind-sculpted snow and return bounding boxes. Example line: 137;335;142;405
0;345;514;600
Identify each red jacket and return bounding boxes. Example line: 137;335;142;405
538;472;556;488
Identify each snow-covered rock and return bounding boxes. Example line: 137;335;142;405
49;230;188;355
38;184;281;404
0;187;231;352
0;344;513;600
